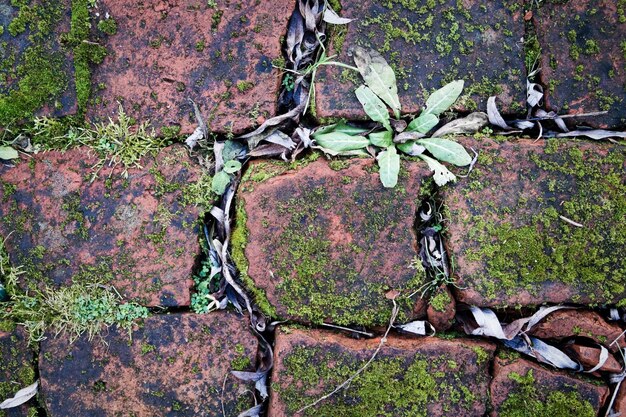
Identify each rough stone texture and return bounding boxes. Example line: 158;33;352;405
490;356;609;416
0;145;202;307
443;137;626;307
0;0;76;124
88;0;291;134
0;326;36;417
235;158;431;327
315;0;526;121
528;310;626;352
426;285;456;332
270;327;496;417
534;0;626;129
39;312;258;417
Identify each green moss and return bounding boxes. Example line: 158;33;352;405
97;18;117;35
230;201;277;318
500;370;595;417
457;140;626;305
279;346;479;416
245;161;425;326
471;346;489;365
236;80;254;92
429;288;450;312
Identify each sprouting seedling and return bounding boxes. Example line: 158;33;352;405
311;47;473;188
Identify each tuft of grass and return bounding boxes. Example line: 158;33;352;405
0;236;149;345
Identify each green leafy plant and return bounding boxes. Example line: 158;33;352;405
191;253;223;314
312;47;472;188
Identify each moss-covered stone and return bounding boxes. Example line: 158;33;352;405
270;328;495;416
491;357;608;417
445;137;626;307
315;0;526;120
237;158;431;326
0;327;36;417
534;0;626;129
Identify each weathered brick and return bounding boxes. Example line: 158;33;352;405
269;327;495;416
39;312;258;417
534;0;626;129
87;0;292;134
443;137;626;307
528;310;626;352
490;356;608;416
0;0;76;125
315;0;526;121
0;145;202;307
234;158;431;327
0;326;36;417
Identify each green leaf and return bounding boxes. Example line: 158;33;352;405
0;146;18;160
223;160;242;174
223;140;246;162
368;130;393;148
313;131;370;152
417;138;472;166
355;85;391;131
407;113;439;134
376;145;400;188
312;122;368;138
211;171;231;195
353;47;401;118
423;80;464;117
419;154;457;187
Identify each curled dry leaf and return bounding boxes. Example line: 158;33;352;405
557;130;626;140
396;320;435;336
430;112;489;137
0;381;38;409
487;96;513;130
323;1;354;24
394;131;425;143
527;80;544;108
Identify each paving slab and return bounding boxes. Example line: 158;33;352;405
0;325;36;417
490;355;609;416
443;137;626;307
0;145;202;307
269;327;496;416
39;312;258;417
234;157;430;327
534;0;626;129
87;0;292;135
0;0;76;125
314;0;526;121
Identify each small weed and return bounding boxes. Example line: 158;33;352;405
0;236;149;344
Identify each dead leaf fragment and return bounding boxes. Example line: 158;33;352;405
0;381;38;409
431;112;488;137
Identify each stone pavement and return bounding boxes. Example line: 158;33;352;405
1;0;626;416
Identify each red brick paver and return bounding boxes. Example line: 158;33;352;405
88;0;292;134
0;145;202;307
315;0;526;121
534;0;626;129
235;158;431;327
269;327;495;417
443;137;626;307
490;356;609;416
39;312;258;417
